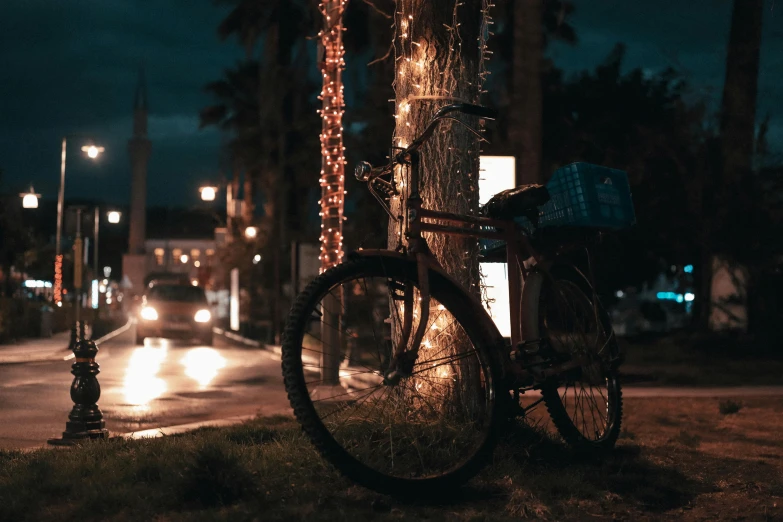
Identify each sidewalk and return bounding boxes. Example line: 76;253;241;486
0;331;71;364
0;320;132;365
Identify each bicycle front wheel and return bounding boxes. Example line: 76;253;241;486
282;255;502;495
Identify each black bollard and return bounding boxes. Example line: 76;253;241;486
49;206;108;445
48;336;108;444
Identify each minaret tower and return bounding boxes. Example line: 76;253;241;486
127;67;151;255
122;68;152;293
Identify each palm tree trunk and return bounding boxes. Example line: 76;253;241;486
391;0;486;410
700;0;763;330
509;0;543;186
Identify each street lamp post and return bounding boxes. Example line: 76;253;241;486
54;137;104;307
92;208;121;312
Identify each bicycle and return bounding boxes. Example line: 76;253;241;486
281;103;633;496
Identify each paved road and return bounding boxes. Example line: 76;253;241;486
0;327;291;450
3;326;782;450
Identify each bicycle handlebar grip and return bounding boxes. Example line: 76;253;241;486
459;103;498;119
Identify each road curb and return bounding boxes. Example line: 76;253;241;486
213;327;264;349
94;319;133;346
62;319;133;361
119;414;262;440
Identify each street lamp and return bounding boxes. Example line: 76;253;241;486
107;210;121;224
199;185;218;202
20;186;41;209
81;145;105;159
54;137;105;306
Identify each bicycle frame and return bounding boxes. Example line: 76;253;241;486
360;105;602;386
372;148;552;385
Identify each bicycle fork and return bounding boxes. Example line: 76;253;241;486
383;252;431;385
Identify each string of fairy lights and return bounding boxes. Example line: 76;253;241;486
389;0;495;256
317;0;348;272
386;0;497;385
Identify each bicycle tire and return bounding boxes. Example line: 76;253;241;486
281;255;503;495
522;265;622;450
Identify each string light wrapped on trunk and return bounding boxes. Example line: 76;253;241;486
317;0;348;272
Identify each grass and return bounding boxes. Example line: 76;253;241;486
1;399;782;521
620;332;783;386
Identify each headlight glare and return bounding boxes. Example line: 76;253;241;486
140;306;158;321
194;309;211;323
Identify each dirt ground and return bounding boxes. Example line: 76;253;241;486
508;395;783;520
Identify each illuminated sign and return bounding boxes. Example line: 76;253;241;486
478;156;516;338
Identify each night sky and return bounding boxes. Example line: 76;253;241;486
0;1;780;208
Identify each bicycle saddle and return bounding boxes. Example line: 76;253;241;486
481;184;550;220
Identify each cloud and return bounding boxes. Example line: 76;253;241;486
0;0;244;204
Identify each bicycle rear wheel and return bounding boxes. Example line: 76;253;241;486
281;256;502;495
522;266;622;450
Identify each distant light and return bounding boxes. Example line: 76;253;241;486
194;260;201;268
57;301;63;307
22;194;39;208
244;226;258;239
684;264;694;274
81;145;105;159
676;294;684;303
91;280;99;309
191;279;199;286
180;254;189;264
615;290;624;298
253;254;261;264
684;292;695;302
20;186;40;209
200;186;217;202
107;211;121;224
103;266;111;278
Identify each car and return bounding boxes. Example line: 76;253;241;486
135;283;214;346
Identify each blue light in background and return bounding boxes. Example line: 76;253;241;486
657;291;687;302
684;264;694;273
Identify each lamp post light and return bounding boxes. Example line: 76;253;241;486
20;186;41;209
81;145;105;159
199;185;218;202
54;138;105;306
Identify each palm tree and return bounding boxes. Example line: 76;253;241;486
208;0;316;342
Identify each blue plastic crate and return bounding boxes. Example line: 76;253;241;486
479;163;635;260
539;162;635;230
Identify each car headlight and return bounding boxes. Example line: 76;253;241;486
194;309;211;323
140;306;158;321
